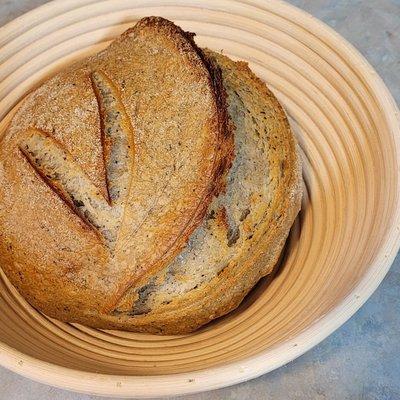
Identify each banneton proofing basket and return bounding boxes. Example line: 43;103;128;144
0;0;399;398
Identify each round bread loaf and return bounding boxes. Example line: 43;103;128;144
0;18;301;335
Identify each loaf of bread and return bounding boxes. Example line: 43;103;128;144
0;17;301;334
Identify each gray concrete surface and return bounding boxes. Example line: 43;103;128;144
0;1;399;399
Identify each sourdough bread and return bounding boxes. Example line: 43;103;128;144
0;18;301;335
0;18;233;321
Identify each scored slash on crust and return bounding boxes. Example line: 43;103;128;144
19;70;135;249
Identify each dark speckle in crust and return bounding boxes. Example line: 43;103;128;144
227;225;240;247
280;160;286;178
207;209;216;220
239;208;250;222
73;199;85;207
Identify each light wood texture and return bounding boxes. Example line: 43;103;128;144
0;0;399;397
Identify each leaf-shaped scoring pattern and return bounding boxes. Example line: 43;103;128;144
19;70;135;249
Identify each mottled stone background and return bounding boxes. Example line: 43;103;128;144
0;1;399;399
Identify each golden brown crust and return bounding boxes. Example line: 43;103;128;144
0;19;300;334
0;18;233;320
36;49;302;334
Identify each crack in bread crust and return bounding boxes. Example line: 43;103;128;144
91;70;135;207
19;71;135;249
19;128;119;245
